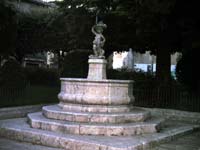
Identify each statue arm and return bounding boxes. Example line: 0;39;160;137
91;25;97;36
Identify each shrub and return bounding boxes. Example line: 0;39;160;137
0;59;27;88
61;50;92;78
176;49;200;92
23;67;59;86
107;69;156;88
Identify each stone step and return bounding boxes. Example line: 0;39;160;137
43;105;150;123
0;118;199;150
58;102;134;113
28;112;163;136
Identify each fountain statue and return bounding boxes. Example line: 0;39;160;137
90;21;107;58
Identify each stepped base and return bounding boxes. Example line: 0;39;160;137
43;105;150;123
58;102;134;113
28;112;163;136
0;118;199;150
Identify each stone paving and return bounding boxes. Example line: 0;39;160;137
154;131;200;150
0;130;200;150
0;138;63;150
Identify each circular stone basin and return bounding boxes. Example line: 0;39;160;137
58;78;134;105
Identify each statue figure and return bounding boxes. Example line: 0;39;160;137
90;21;107;58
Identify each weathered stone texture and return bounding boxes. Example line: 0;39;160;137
58;78;134;105
87;58;107;80
42;105;150;123
28;112;164;136
0;118;199;150
58;102;133;113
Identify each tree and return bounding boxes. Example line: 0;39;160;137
0;0;17;65
40;2;95;68
14;5;57;63
43;7;93;51
54;0;174;83
128;0;179;84
103;0;199;85
135;0;200;85
176;49;200;92
84;0;176;84
12;0;198;86
0;0;57;63
175;1;200;91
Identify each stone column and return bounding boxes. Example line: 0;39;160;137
87;58;107;80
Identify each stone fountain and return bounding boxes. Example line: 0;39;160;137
0;22;198;150
27;21;163;137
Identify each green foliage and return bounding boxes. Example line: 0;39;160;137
56;0;200;86
23;67;59;86
134;0;178;50
15;9;56;61
107;69;156;88
44;7;93;52
176;49;200;92
57;0;194;52
0;59;27;88
0;0;17;58
1;0;199;87
61;50;92;78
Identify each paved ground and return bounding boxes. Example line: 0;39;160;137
0;131;200;150
155;131;200;150
0;138;63;150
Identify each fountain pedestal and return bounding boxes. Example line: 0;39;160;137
87;58;107;80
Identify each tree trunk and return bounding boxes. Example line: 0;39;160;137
57;50;64;69
156;49;171;85
0;55;2;67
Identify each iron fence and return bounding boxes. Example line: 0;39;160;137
0;86;28;105
1;84;200;112
133;86;200;112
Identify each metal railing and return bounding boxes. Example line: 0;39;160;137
133;86;200;112
1;84;200;112
0;86;28;106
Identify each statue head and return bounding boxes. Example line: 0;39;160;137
94;21;107;34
